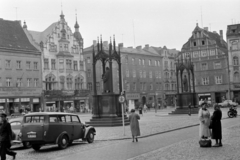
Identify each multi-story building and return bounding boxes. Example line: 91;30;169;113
83;41;178;109
26;12;88;112
181;23;228;104
0;19;42;115
144;45;178;106
226;23;240;103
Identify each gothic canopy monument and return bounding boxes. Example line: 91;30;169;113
86;36;129;126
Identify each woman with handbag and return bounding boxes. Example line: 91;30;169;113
211;104;222;147
198;102;211;147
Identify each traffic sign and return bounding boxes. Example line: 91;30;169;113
118;95;125;103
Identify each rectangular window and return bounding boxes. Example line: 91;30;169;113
143;71;146;78
155;71;159;78
87;57;91;63
139;59;141;65
59;44;63;51
202;77;209;85
66;60;72;69
64;44;68;51
17;78;22;87
214;62;221;69
132;58;135;65
67;77;72;90
51;59;56;70
201;63;208;70
59;59;64;69
17;61;21;69
126;69;129;77
26;61;31;69
155;61;157;66
133;70;136;78
87;83;92;91
215;76;222;84
149;71;152;78
74;61;78;71
142;59;145;65
87;69;91;77
144;82;147;90
133;82;136;91
149;60;151;66
139;70;142;78
27;78;31;87
96;82;100;91
5;60;11;68
34;79;39;87
34;62;38;70
6;78;11;87
150;84;153;90
44;59;49;69
126;83;130;91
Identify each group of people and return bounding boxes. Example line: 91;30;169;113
199;102;222;147
0;113;17;160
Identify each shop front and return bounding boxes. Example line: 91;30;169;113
125;93;140;111
233;84;240;104
0;87;42;115
44;90;89;113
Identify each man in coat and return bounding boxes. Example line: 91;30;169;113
211;105;222;147
129;109;140;142
0;113;17;160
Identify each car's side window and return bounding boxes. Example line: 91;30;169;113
25;116;44;123
49;116;59;123
58;116;66;122
71;116;80;123
65;115;71;123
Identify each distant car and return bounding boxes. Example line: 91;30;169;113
218;100;238;107
9;116;32;148
21;112;96;151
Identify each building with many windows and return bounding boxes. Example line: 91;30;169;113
0;19;42;115
226;23;240;103
181;23;228;104
83;41;178;109
26;12;88;112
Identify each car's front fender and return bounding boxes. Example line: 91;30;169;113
84;126;96;139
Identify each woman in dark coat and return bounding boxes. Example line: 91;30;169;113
211;104;222;147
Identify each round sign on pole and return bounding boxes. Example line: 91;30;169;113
118;95;125;103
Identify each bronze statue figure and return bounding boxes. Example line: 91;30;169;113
102;67;111;93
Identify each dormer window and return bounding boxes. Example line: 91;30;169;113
202;40;205;45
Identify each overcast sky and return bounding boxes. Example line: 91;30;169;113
1;0;240;50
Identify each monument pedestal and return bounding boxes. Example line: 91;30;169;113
86;94;130;127
169;92;199;114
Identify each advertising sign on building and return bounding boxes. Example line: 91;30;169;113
0;87;42;97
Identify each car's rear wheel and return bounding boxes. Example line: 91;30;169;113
32;144;41;151
86;130;95;143
23;142;32;149
58;134;69;149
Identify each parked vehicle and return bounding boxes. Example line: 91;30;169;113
20;112;96;151
9;116;32;148
218;100;238;107
228;106;238;118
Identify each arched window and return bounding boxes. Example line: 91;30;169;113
45;74;56;90
234;72;240;82
233;56;239;66
66;75;73;90
75;75;84;90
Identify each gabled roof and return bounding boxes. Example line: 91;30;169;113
0;19;39;52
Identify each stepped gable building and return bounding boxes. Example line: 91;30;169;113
144;45;179;106
0;19;42;115
26;11;88;112
226;23;240;103
181;23;228;104
83;42;165;110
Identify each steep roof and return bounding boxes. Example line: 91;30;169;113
0;19;39;52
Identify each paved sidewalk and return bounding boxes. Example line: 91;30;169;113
128;121;240;160
80;107;231;141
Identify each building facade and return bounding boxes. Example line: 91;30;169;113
83;41;178;109
0;19;42;115
26;12;88;112
181;23;228;104
226;23;240;103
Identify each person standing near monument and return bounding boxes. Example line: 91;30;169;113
129;109;140;142
102;67;111;93
0;113;17;160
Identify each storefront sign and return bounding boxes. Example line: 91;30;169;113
234;84;240;88
126;93;140;100
62;90;75;96
0;87;42;97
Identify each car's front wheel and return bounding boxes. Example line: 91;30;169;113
58;134;69;149
86;130;95;143
32;144;41;151
23;142;32;149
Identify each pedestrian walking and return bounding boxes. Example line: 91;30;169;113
210;104;222;147
188;103;192;116
0;113;17;160
129;109;140;142
139;105;143;116
198;102;211;139
143;104;147;113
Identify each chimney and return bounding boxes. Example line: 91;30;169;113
204;27;208;31
145;44;149;49
93;40;97;46
136;46;142;50
219;30;223;39
118;43;123;48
